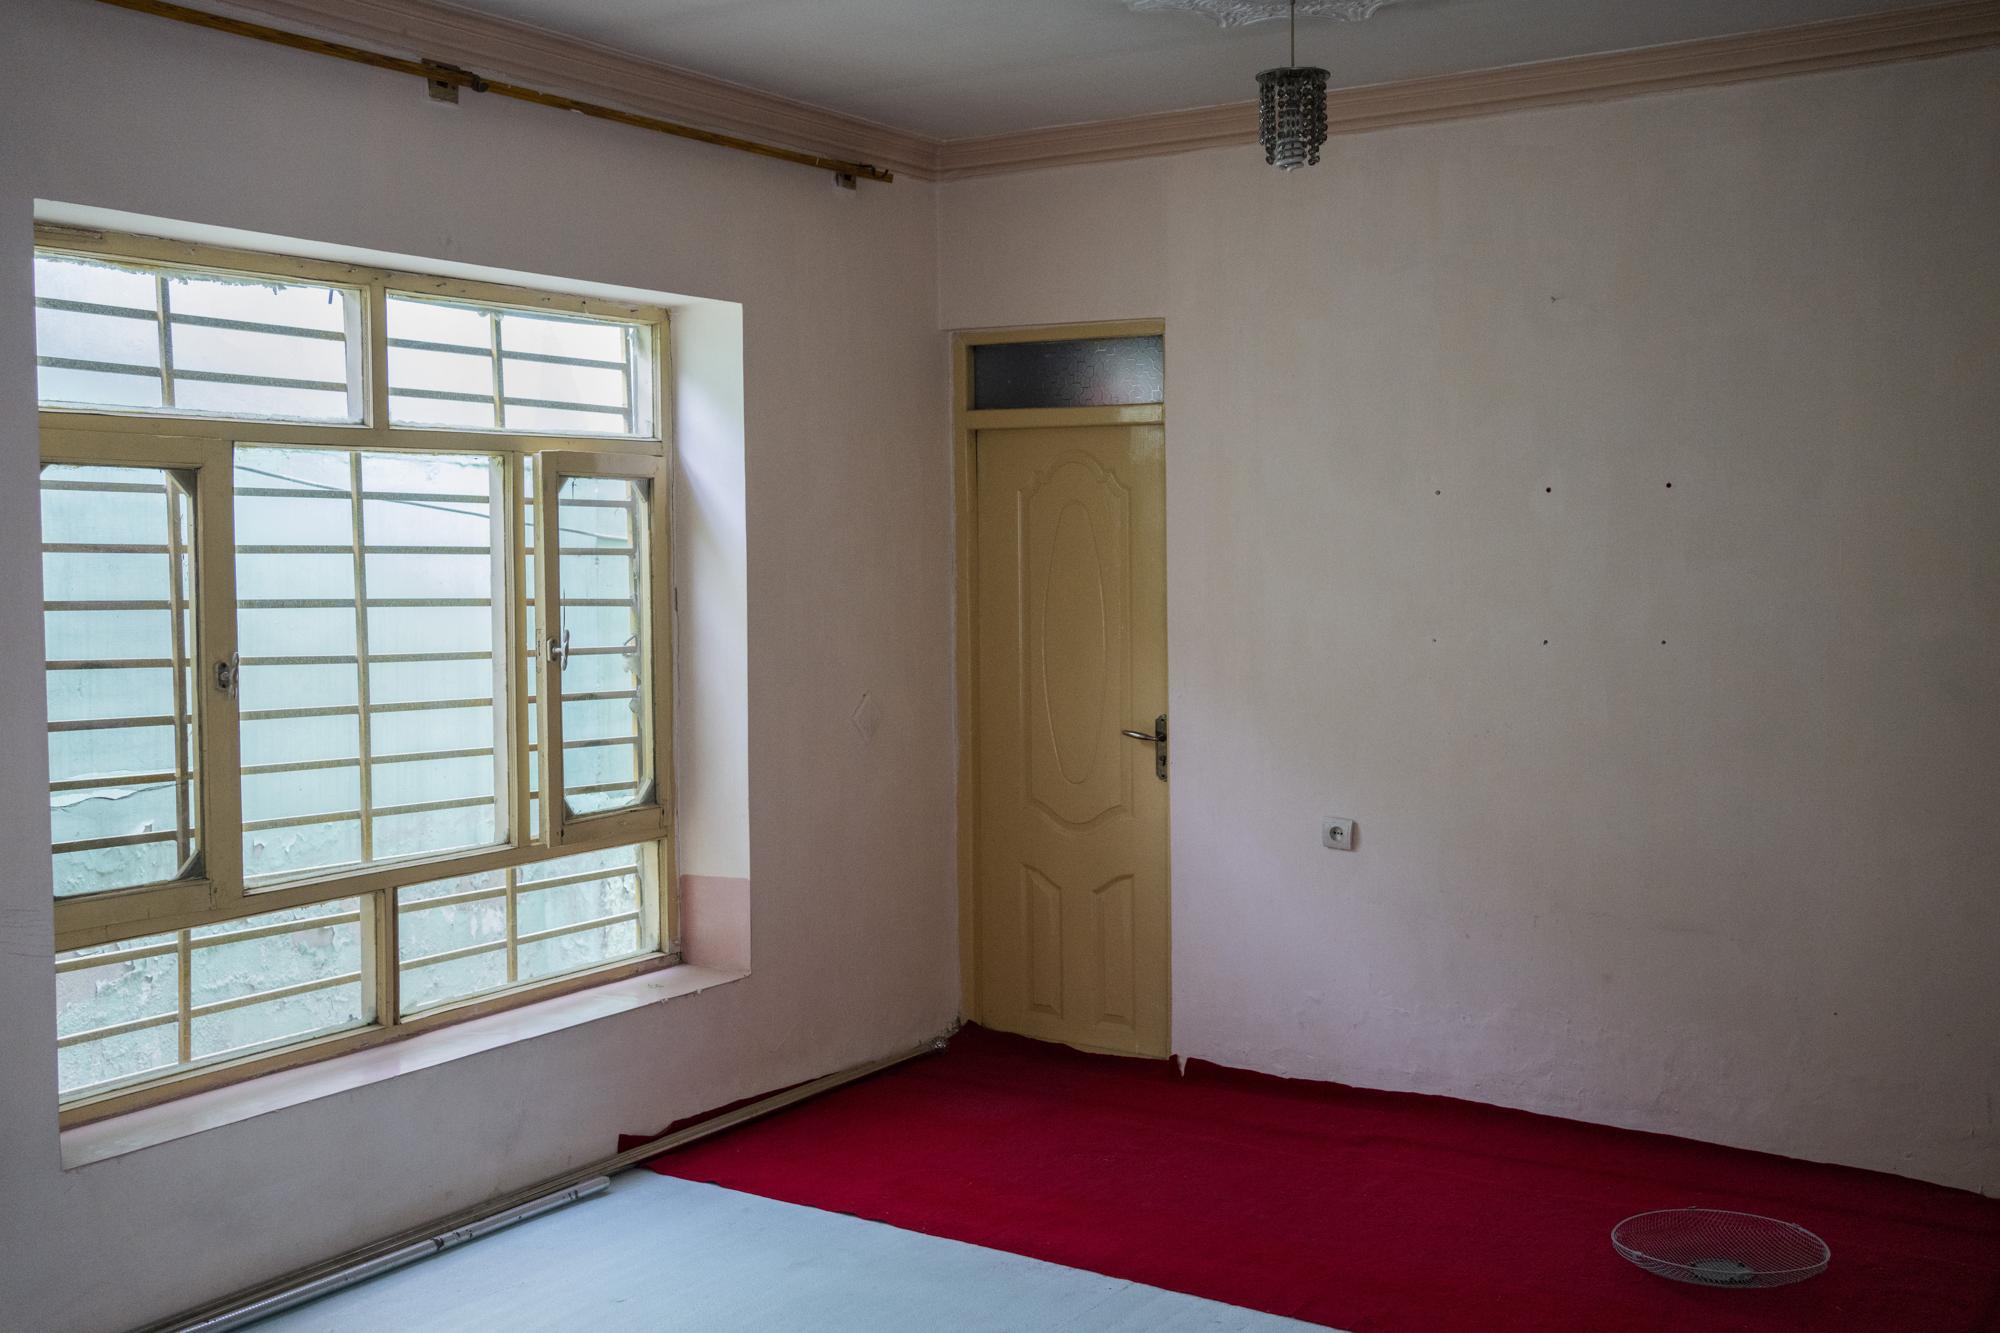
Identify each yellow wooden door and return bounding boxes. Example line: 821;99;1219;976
974;423;1168;1057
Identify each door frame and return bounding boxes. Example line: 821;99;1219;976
951;318;1167;1025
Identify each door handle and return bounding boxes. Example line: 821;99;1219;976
1121;714;1168;781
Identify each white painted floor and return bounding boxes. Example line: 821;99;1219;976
251;1172;1326;1332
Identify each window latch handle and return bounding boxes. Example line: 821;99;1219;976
214;653;240;698
547;628;571;670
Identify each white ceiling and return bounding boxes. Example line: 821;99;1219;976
433;0;1943;140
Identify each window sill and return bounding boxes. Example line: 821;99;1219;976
61;962;748;1170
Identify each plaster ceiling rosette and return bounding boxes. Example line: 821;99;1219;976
1125;0;1410;27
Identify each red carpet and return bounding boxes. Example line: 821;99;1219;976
647;1026;2000;1332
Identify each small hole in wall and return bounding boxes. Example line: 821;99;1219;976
1544;486;1552;493
1665;482;1673;488
1434;489;1442;496
1542;639;1549;645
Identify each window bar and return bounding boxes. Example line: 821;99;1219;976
514;456;534;847
241;791;491;836
400;937;505;973
396;883;506;914
155;273;176;408
504;863;520;985
622;483;649;807
55;1010;179;1050
490;456;518;850
53;829;181;856
187;970;362;1021
346;452;376;864
175;927;193;1063
488;311;507;430
41;478;164;495
512;858;641;895
345;279;370;425
625;329;639;435
367;282;391;436
162;475;194;869
51;769;178;794
195;908;362;948
238;696;493;724
373;890;399;1030
513;909;642;950
49;711;176;733
54;938;180;972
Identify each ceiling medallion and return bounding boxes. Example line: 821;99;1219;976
1126;0;1406;28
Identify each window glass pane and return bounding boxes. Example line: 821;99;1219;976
553;474;652;817
55;934;179;1096
42;464;200;898
519;919;640;983
236;447;507;883
55;898;367;1101
34;253;361;422
970;335;1164;411
387;295;652;437
504;403;630;435
387;292;496;429
396;843;653;1017
189;902;364;1061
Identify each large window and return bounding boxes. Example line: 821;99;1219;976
37;233;675;1121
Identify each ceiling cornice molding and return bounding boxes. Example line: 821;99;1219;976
169;0;1999;184
196;0;945;178
936;0;2000;179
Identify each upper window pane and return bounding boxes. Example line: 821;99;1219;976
387;295;655;438
235;446;509;883
42;464;201;898
34;253;363;423
970;335;1164;411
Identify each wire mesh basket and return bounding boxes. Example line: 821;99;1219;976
1612;1208;1830;1288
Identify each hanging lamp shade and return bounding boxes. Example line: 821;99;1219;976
1256;65;1329;169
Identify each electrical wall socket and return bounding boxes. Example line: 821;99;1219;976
1322;817;1356;851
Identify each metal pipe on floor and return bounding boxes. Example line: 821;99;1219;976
179;1178;613;1333
143;1031;952;1333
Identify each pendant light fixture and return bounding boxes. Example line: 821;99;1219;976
1257;0;1329;170
1129;1;1410;167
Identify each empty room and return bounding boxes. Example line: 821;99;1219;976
2;0;1996;1330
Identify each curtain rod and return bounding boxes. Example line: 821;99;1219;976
94;0;895;185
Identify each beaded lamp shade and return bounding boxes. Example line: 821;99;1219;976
1256;64;1329;169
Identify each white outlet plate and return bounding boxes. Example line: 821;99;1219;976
1322;817;1356;850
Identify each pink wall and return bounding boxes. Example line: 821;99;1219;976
1;9;1995;1330
939;53;2000;1197
0;3;956;1329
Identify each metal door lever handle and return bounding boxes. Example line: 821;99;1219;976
1121;715;1169;780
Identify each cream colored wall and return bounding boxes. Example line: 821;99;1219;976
940;52;2000;1196
0;3;955;1330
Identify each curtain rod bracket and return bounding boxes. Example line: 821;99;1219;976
422;60;488;104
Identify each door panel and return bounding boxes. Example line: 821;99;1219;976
975;424;1167;1057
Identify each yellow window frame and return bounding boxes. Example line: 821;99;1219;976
38;227;679;1125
